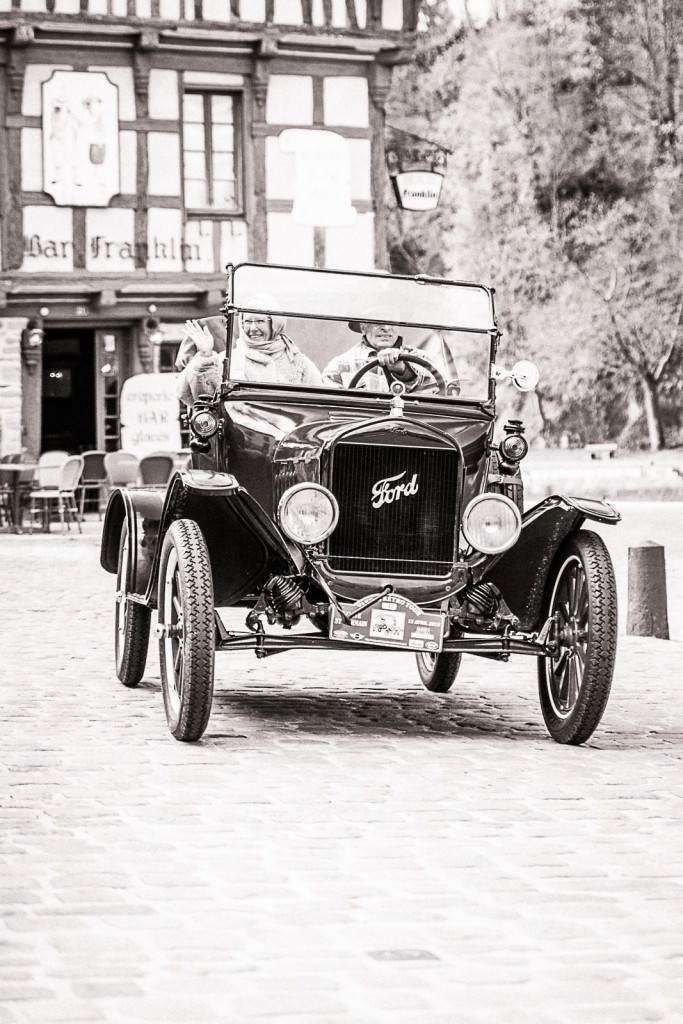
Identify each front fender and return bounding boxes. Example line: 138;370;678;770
100;486;166;595
479;494;620;630
144;469;303;608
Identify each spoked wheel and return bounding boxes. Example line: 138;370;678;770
158;519;215;742
416;651;462;693
538;530;617;745
115;520;151;688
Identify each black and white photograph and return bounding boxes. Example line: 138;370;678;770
1;0;682;1021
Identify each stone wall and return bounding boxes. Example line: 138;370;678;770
0;319;24;456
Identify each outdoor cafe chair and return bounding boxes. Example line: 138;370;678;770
78;450;107;518
0;460;13;527
104;451;140;490
26;454;84;534
36;450;69;490
138;453;175;486
1;454;36;530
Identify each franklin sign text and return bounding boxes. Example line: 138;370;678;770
371;471;419;509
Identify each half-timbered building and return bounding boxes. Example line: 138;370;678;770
0;1;416;456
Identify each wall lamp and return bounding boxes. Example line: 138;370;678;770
20;316;45;374
144;315;164;345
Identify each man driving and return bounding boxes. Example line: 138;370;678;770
322;318;430;392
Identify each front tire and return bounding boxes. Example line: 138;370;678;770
158;519;215;742
416;651;462;693
115;520;150;688
538;530;617;745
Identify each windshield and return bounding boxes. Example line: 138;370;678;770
225;263;496;401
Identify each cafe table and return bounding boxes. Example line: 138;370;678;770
0;463;38;533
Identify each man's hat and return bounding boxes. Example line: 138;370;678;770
348;305;397;333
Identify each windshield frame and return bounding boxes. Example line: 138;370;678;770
221;262;499;405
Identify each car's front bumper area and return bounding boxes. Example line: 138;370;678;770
211;611;553;661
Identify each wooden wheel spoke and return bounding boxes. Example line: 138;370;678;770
568;658;581;708
574;644;587;672
574;572;587;617
557;598;571;624
173;648;182;680
566;570;577;613
554;650;570;697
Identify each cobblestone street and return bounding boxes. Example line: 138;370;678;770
2;504;683;1024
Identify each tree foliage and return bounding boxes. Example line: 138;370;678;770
387;0;683;448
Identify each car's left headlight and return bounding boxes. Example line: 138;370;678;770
278;484;339;545
462;493;522;554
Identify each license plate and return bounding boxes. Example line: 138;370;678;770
329;592;445;652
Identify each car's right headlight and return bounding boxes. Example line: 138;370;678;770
462;493;522;554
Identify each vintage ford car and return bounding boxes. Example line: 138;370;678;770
101;263;620;745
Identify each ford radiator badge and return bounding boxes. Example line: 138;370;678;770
371;471;419;509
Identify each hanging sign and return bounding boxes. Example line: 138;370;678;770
386;140;449;212
391;170;445;212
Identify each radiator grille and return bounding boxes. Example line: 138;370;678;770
327;441;458;576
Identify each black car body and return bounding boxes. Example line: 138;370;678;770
101;263;620;744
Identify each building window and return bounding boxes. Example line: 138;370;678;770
158;342;180;374
158;341;190;448
182;91;240;213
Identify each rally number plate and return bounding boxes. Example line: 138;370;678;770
329;592;445;652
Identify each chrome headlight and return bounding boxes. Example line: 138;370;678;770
462;493;522;554
191;409;218;439
278;484;339;545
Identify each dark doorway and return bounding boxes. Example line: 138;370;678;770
41;329;96;453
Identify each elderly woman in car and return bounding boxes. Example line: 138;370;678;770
176;299;320;406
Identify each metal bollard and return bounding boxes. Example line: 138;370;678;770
627;542;670;639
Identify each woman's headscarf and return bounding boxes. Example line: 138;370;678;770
239;293;290;355
238;293;300;369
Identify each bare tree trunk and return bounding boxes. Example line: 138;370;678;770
641;373;666;450
533;388;551;438
617;393;643;444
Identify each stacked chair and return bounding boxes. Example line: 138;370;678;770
35;450;69;490
138;453;175;486
0;455;17;528
26;454;84;533
78;450;108;519
104;451;140;490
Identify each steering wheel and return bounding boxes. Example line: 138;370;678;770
347;352;447;394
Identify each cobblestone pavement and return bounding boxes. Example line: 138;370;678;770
2;504;682;1024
